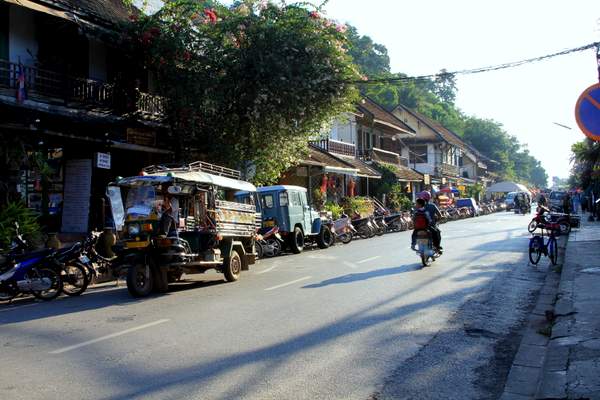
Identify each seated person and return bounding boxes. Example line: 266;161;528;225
159;204;178;237
411;198;432;250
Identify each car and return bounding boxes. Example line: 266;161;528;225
505;192;518;210
549;191;567;211
455;198;480;216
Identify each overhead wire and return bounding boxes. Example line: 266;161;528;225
350;41;600;85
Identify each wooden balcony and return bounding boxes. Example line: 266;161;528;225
0;59;166;118
437;162;460;177
309;138;356;156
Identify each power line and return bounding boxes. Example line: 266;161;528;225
352;41;600;85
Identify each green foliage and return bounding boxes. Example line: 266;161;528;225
0;201;41;251
342;196;373;218
126;0;360;185
372;163;399;197
323;201;344;220
312;188;326;209
466;183;484;200
387;185;413;211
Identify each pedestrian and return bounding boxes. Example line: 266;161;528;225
563;193;572;214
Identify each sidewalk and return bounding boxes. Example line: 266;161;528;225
502;216;600;400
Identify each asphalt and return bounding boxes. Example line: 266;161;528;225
0;210;546;400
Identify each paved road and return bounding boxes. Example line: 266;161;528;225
0;211;547;400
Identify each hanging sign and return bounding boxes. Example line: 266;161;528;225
95;152;111;169
575;83;600;141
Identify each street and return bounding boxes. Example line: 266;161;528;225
0;211;548;400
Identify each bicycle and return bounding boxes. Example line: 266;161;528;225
528;223;560;266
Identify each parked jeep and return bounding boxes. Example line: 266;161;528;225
238;185;333;253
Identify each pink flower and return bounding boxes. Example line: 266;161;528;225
309;11;320;19
335;24;347;33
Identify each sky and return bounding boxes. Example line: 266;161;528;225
142;0;600;184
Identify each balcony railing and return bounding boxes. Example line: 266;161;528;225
309;138;356;156
437;162;460;177
0;59;166;117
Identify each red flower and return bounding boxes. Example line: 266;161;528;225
204;8;218;23
309;11;320;19
128;14;138;22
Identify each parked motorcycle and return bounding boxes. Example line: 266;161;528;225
256;226;285;258
0;223;63;301
333;215;356;244
528;206;572;235
414;229;442;267
352;216;376;239
372;215;388;236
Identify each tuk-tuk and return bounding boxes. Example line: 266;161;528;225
237;185;333;253
109;161;258;297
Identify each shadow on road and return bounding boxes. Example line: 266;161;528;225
0;278;228;324
302;264;422;288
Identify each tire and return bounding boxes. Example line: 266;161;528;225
126;262;153;297
289;227;304;254
420;253;431;267
367;225;376;238
375;223;386;236
61;263;90;296
528;237;542;265
549;238;558;265
528;220;538;233
357;225;370;239
223;250;242;282
340;232;353;244
31;268;63;301
266;238;282;256
152;265;169;293
256;242;264;259
316;226;332;249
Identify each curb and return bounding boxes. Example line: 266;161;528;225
500;236;567;400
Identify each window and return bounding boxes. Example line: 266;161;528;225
279;192;289;207
261;194;274;209
290;191;302;207
409;145;428;164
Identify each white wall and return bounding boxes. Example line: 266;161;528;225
330;114;356;144
8;5;37;65
88;39;107;81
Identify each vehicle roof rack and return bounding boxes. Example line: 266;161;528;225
143;161;241;180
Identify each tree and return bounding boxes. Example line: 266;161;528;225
126;0;359;184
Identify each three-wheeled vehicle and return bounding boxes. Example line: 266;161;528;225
237;185;333;254
109;161;258;297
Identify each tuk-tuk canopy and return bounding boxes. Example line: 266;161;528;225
117;170;257;193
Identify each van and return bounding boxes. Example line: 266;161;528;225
505;192;517;210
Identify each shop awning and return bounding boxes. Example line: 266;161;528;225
301;145;359;176
335;155;381;179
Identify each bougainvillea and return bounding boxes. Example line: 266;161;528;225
125;0;360;184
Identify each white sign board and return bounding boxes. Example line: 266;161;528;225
95;152;111;169
61;159;92;233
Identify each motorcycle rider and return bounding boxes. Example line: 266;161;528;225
411;198;431;251
418;191;443;252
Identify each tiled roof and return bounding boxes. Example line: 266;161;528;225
302;145;357;170
374;162;423;182
29;0;134;28
336;155;381;178
358;97;415;135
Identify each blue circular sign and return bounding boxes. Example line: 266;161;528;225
575;83;600;141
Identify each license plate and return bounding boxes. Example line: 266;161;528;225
79;255;90;264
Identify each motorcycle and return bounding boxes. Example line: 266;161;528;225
256;226;285;258
352;216;376;239
528;206;572;235
333;215;356;244
0;223;63;301
372;215;388;236
383;213;404;232
414;229;441;267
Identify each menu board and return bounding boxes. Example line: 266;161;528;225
61;159;92;233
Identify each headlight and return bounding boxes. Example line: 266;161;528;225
128;224;141;236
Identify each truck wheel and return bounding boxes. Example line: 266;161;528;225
289;227;304;254
316;226;332;249
126;263;153;297
223;250;242;282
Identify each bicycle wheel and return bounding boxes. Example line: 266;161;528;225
527;220;537;233
528;236;542;265
549;237;558;265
